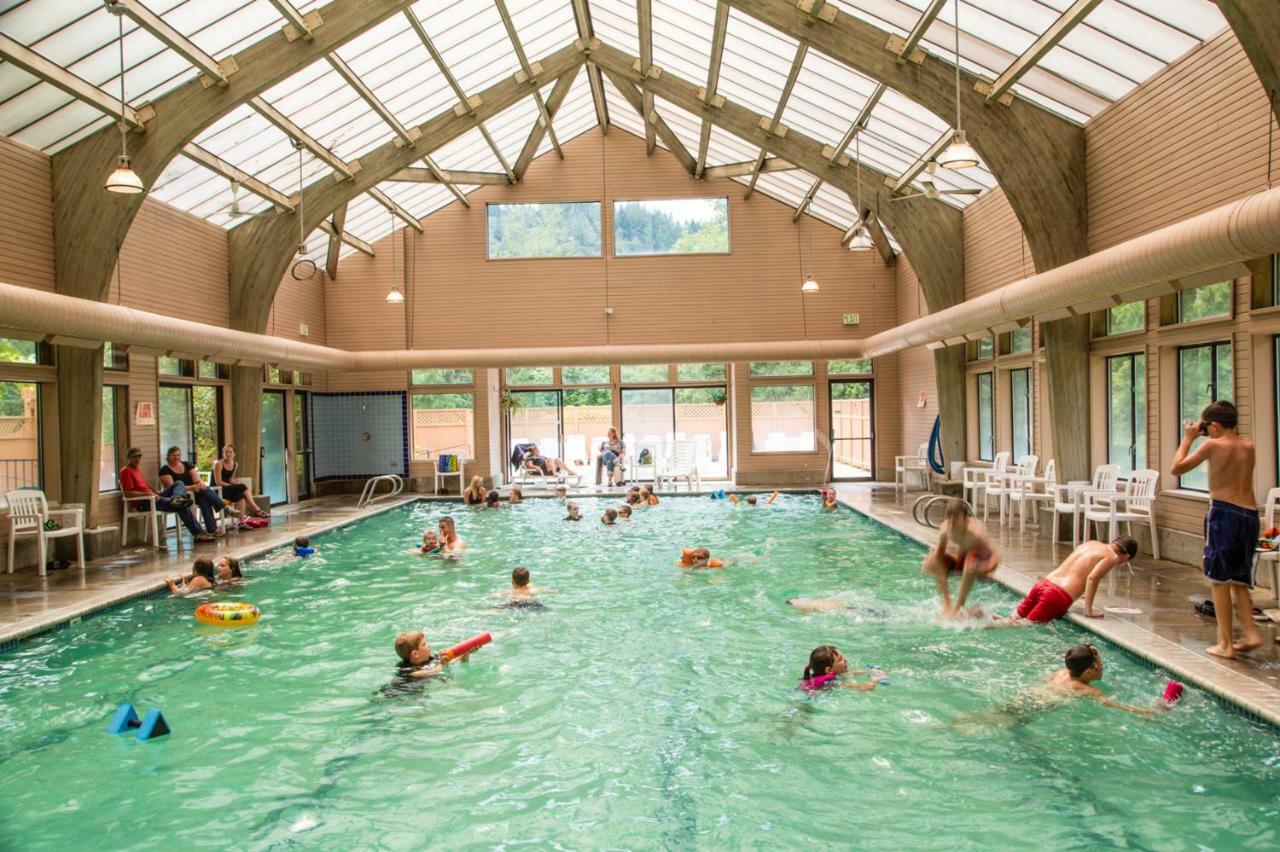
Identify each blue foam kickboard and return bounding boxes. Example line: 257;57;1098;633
136;708;171;741
107;703;139;734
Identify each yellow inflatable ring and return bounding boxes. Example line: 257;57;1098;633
195;602;260;627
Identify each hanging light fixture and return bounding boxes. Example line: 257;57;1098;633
849;133;873;252
104;2;143;194
800;209;819;293
289;140;317;280
385;208;405;303
938;0;980;171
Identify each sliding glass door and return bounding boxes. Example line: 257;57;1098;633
829;380;874;480
260;390;288;505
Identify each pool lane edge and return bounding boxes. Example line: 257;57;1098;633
838;491;1280;731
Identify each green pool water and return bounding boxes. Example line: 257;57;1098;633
1;496;1277;849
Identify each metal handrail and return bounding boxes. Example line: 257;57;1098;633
357;474;403;508
912;494;972;529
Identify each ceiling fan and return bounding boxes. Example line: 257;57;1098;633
892;161;983;202
216;180;275;220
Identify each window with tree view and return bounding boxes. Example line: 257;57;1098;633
0;381;40;503
1177;282;1231;323
412;393;474;461
1107;353;1146;476
487;202;601;259
1107;302;1144;335
977;372;994;461
613;198;729;255
1178;342;1231;491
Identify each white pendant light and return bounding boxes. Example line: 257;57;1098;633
800;276;820;293
849;133;873;252
800;202;819;293
385;207;405;303
104;3;143;194
938;0;979;171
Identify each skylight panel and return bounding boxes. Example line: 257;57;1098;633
652;95;702;154
418;0;521;95
506;0;579;59
602;76;646;137
705;125;758;166
431;125;505;174
485;94;541;166
651;0;716;86
591;0;640;57
717;8;798;117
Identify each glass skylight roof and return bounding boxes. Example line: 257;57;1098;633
0;0;1224;259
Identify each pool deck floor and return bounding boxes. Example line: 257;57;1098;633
2;484;1279;727
835;484;1280;727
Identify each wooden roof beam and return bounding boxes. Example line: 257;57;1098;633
325;202;348;279
696;2;731;178
638;0;656;154
743;43;807;198
703;157;794;180
494;0;563;159
893;0;946;63
181;143;293;211
107;0;234;87
326;53;418;147
603;69;696;175
317;217;374;256
515;68;581;179
387;168;510;185
889;129;953;195
249;96;354;179
0;34;154;129
422;156;471;209
982;0;1103;104
793;82;883;221
368;188;422;233
266;0;318;42
571;0;611;131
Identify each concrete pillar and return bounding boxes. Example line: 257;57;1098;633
230;366;264;488
55;346;104;526
933;345;967;470
1040;315;1092;482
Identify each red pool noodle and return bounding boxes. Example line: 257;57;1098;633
1162;680;1184;704
442;632;492;662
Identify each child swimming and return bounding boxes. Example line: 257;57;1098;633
508;486;523;504
503;566;545;610
418;530;442;554
484;490;502;509
601;507;618;525
639;485;659;505
293;536;315;557
921;499;999;618
167;558;217;596
565;501;582;521
821;489;838;511
677;547;724;569
214;555;242;582
392;630;472;681
800;645;886;692
554;484;567;503
618;504;633;519
747;495;758;506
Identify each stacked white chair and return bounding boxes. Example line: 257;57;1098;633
5;489;85;575
1010;458;1057;532
1051;464;1120;547
1083;469;1161;559
894;443;931;495
985;454;1038;523
962;452;1009;513
1256;488;1280;598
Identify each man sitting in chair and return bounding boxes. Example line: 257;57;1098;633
523;445;578;479
118;447;215;544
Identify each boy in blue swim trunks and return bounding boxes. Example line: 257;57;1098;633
1172;400;1264;658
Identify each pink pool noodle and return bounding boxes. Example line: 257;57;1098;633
1162;681;1184;704
441;632;492;662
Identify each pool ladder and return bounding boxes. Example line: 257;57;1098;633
912;494;973;529
357;474;404;508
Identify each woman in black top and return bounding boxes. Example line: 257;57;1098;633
159;446;237;535
212;445;268;519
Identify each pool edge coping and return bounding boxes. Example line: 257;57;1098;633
836;492;1280;731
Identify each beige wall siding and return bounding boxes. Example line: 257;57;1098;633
0;135;55;293
1087;29;1280;253
961;189;1032;299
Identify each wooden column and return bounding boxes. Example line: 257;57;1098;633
933;345;967;471
230;366;264;489
55;346;104;526
1040;315;1091;482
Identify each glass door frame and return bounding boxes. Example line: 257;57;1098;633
827;378;876;482
293;390;312;501
260;389;289;506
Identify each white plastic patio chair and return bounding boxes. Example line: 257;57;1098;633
1009;458;1057;532
120;487;186;553
1255;488;1280;598
658;439;701;492
985;455;1038;523
894;443;931;495
1050;463;1120;547
6;489;84;575
962;452;1009;512
1084;468;1161;560
629;441;661;484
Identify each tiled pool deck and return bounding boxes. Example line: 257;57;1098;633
2;485;1278;727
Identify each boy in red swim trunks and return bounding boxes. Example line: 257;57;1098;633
1002;537;1137;624
1171;400;1264;658
922;499;1000;617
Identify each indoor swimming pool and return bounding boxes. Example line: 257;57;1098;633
0;496;1276;848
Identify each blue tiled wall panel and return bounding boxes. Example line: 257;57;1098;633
311;392;408;480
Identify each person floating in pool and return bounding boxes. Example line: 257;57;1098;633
626;487;644;506
799;645;887;693
601;507;618;525
618;504;633;520
437;516;464;558
786;596;890;619
993;537;1137;625
565;501;582;521
484;490;502;509
956;644;1170;729
677;547;723;569
922;499;1000;618
214;555;242;583
502;566;545;610
821;489;838;511
167;558;216;596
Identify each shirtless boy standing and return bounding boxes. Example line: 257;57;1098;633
1171;400;1263;657
1000;537;1137;624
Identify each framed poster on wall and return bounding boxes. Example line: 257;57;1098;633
135;401;155;426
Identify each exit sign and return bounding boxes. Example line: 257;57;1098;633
842;313;860;326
